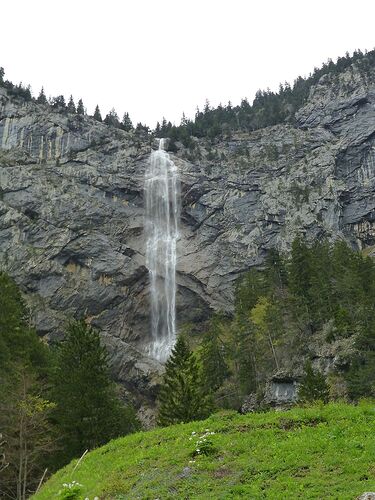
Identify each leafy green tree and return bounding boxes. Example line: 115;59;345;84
52;320;139;465
93;104;102;122
0;368;56;500
67;95;76;114
0;273;52;498
76;98;85;115
158;336;212;426
298;362;329;403
0;66;4;83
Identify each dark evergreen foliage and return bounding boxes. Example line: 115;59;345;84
93;104;102;122
158;49;375;143
104;108;120;127
52;320;139;465
121;112;133;131
298;362;329;403
200;315;230;392
76;98;85;115
51;95;66;110
67;95;76;114
158;336;212;426
37;87;48;105
199;239;375;403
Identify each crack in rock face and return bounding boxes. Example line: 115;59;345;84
2;67;375;405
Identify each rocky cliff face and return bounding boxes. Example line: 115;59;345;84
1;66;375;405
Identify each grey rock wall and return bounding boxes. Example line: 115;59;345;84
1;65;375;400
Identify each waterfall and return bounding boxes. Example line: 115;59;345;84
145;138;180;362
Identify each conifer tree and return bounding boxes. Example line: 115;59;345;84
200;316;229;392
104;108;120;127
158;336;212;426
51;95;66;109
52;320;139;465
36;87;48;105
76;98;85;115
121;112;133;131
93;104;102;122
67;95;76;114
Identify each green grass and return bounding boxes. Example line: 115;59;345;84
34;402;375;499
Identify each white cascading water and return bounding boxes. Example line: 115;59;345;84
145;138;180;362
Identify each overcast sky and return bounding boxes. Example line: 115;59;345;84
2;0;375;127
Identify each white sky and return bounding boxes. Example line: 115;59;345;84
1;0;375;127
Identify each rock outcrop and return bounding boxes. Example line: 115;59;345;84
1;65;375;405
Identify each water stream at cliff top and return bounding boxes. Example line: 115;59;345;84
145;138;180;362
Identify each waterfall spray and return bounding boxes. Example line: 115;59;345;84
145;139;180;362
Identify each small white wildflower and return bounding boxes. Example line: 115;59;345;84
191;431;196;435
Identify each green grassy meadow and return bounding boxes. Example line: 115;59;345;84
34;402;375;499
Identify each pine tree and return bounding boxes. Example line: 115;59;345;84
93;104;102;122
36;87;47;105
200;316;229;392
51;95;66;109
158;336;212;426
0;273;49;377
67;95;76;114
104;108;120;128
155;121;161;137
76;98;85;115
52;320;139;465
121;112;133;131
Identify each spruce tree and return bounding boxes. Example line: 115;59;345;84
200;316;229;392
93;104;102;122
36;87;47;105
67;95;76;114
52;320;139;465
76;98;85;115
104;108;120;128
121;112;133;131
158;336;212;426
51;95;66;110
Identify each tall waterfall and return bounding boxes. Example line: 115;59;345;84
145;138;180;362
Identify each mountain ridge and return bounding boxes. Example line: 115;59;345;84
1;57;375;414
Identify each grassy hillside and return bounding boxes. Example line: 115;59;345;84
34;402;375;499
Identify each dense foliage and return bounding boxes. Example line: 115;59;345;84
2;48;375;144
158;336;212;426
0;275;138;498
156;48;375;145
196;239;375;407
52;320;140;467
